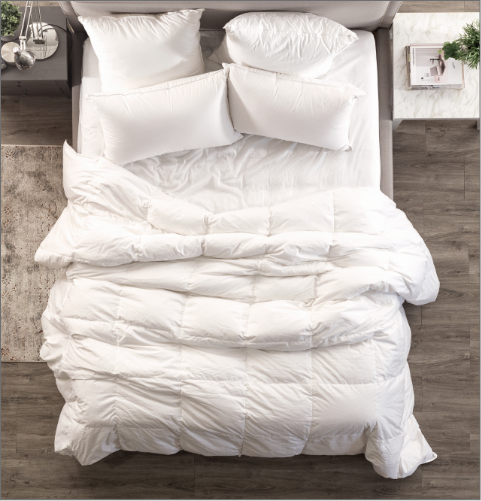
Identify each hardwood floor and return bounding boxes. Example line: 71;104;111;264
1;1;479;498
0;96;72;146
394;119;480;499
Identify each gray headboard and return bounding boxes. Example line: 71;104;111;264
60;1;401;32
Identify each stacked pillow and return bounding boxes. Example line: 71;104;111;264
80;10;206;93
88;70;241;165
82;10;363;165
209;11;359;78
227;64;365;152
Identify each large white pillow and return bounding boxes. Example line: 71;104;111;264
80;10;205;93
209;12;358;78
88;69;242;165
226;64;365;151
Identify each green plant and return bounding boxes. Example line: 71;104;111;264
441;20;480;70
1;1;21;37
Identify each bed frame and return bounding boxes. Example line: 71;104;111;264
60;0;401;199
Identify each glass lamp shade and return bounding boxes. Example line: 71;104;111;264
13;38;36;70
26;22;59;60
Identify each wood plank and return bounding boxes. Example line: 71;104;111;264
2;452;196;500
421;409;480;496
465;159;480;202
399;1;465;12
15;400;64;457
417;411;477;446
426;120;480;131
393;157;465;201
422;373;479;412
422;471;480;499
471;434;480;452
424;240;470;283
194;454;422;499
1;399;17;457
393;120;426;156
469;245;480;284
409;325;471;375
422;283;479;325
426;121;480;160
470;325;480;374
465;1;480;12
1;96;72;146
424;199;479;246
1;363;59;402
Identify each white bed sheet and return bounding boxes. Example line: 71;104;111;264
78;30;380;213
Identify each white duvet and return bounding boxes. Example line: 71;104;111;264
36;144;439;478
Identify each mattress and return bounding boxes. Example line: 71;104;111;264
78;30;380;213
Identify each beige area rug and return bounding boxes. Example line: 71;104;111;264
1;145;66;361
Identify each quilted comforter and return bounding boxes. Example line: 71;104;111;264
36;143;439;478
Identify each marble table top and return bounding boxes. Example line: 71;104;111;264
393;12;479;120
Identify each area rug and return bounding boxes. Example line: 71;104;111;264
1;145;66;361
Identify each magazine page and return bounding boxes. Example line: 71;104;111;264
410;44;464;86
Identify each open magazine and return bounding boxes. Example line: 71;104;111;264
406;43;465;89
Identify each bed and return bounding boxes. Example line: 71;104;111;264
35;0;440;479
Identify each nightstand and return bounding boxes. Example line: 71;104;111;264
1;6;70;97
392;12;479;130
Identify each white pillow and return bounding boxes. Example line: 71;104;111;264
209;12;358;78
226;64;365;151
88;69;242;165
80;10;205;93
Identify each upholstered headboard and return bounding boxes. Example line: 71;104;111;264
60;1;401;32
62;1;399;199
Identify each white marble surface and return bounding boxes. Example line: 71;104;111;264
393;12;479;120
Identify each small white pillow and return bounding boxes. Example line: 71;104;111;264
209;12;358;78
226;64;365;151
88;69;242;165
80;10;205;93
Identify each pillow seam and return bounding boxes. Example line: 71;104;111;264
89;70;223;100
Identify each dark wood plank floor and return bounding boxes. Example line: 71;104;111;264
0;95;72;146
394;119;480;500
1;1;479;498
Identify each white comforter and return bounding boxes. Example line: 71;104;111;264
36;143;439;478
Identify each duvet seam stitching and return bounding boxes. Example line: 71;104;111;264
240;339;249;456
112;285;123;450
178;270;194;452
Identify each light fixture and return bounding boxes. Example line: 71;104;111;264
13;1;36;70
24;1;59;61
0;1;59;71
